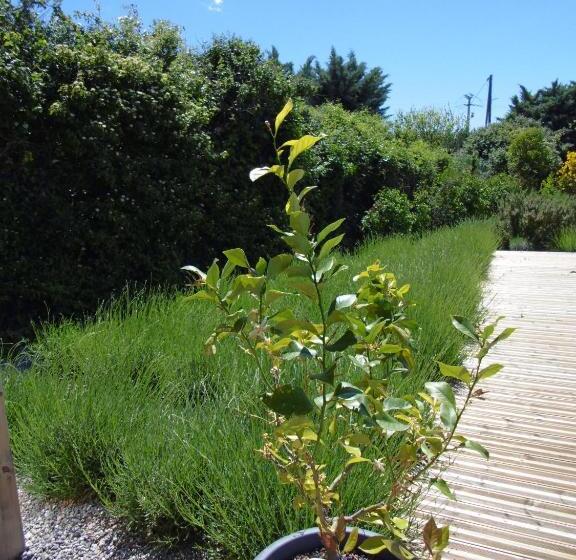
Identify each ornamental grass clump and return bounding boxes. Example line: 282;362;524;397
185;100;513;560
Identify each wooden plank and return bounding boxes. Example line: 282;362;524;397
0;384;25;560
421;250;576;560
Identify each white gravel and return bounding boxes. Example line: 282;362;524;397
19;490;210;560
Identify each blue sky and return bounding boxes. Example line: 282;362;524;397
62;0;575;128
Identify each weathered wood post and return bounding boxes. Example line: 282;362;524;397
0;383;25;560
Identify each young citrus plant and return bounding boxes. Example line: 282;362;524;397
185;100;513;560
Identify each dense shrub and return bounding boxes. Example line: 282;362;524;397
361;188;414;236
362;170;519;237
0;4;298;341
507;127;560;189
392;107;468;152
498;191;576;250
464;117;560;177
303;103;449;241
554;227;576;252
557;151;576;193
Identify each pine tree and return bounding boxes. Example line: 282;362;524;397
304;47;391;116
508;80;576;150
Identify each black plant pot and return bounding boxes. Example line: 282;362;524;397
254;527;396;560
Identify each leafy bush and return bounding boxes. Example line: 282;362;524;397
508;237;533;251
362;169;519;237
393;107;468;152
498;191;576;250
556;151;576;193
0;5;299;342
463;117;560;177
507;127;560;189
3;221;498;559
554;227;576;252
361;188;415;236
303;103;449;241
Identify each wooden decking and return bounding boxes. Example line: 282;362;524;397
423;251;576;560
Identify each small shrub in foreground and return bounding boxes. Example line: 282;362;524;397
187;101;511;559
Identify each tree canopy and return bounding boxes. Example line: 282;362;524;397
508;80;576;150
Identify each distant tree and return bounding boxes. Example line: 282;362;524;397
508;80;576;150
393;107;468;151
301;48;391;116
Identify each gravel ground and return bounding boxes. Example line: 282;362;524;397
18;489;209;560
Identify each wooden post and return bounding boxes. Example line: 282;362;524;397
0;383;25;560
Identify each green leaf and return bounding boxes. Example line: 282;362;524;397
318;233;345;260
343;527;359;554
286;168;305;189
317;218;345;243
437;362;472;384
451;315;479;342
223;248;250;268
326;329;357;351
274;98;293;133
221;259;236;279
255;257;267;276
292;280;318;301
491;327;516;346
298;185;318;201
432;478;456;500
383;398;412;411
334;382;363;400
286;134;323;168
205;260;220;289
261;384;313;417
425;381;456;409
359;535;390;555
281;232;311;254
376;412;410;434
310;362;337;386
267;253;293;278
440;403;457;430
464;437;489;459
289;211;311;236
479;363;503;380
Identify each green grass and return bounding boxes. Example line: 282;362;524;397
554;227;576;252
2;220;498;558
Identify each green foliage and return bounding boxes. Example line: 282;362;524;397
188;101;508;559
303;103;449;241
508;80;576;151
302;47;392;116
553;227;576;252
498;191;576;250
507;127;560;189
393;107;468;152
3;220;498;559
0;3;299;342
361;189;415;236
363;170;519;237
463;117;560;177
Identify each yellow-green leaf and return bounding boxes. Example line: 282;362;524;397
343;527;359;554
287;135;323;168
359;535;390;555
274;98;293;133
479;363;503;380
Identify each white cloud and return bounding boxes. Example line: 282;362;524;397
208;0;224;12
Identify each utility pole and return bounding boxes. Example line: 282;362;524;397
464;94;474;132
485;74;493;126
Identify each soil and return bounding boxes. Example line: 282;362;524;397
293;551;370;560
